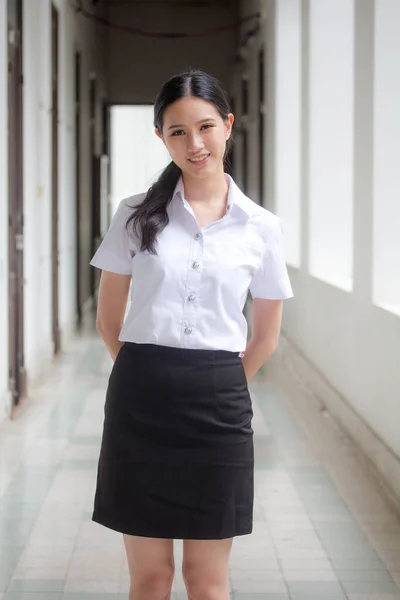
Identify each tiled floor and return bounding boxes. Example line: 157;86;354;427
0;332;400;599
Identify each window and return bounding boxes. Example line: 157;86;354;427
373;0;400;315
275;0;301;267
308;0;354;291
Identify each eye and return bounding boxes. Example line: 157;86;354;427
171;130;185;137
201;124;214;130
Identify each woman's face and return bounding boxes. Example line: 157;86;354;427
156;96;234;179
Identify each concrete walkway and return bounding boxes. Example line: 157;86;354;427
0;332;399;599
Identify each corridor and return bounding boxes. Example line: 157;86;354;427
0;331;399;600
1;1;400;597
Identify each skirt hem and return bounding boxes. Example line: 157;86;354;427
92;513;253;540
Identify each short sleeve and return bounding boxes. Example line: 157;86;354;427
249;218;294;300
90;198;134;275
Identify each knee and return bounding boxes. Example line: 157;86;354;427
183;565;228;600
131;565;174;596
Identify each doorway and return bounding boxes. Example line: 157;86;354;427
51;3;60;353
109;105;170;213
7;0;26;411
241;76;249;195
225;97;235;177
258;48;265;205
75;51;82;326
89;74;99;298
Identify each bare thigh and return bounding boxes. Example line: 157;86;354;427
182;539;233;600
123;535;175;600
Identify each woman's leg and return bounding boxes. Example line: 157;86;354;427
123;534;175;600
182;538;233;600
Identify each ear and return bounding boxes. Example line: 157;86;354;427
225;113;235;140
155;128;164;142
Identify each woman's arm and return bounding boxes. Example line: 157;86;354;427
96;270;132;361
241;298;283;381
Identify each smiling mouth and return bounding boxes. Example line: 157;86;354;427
188;154;210;164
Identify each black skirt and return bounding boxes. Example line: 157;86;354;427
92;341;254;540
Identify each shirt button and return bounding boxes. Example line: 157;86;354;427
188;294;196;303
184;326;192;334
192;261;200;270
195;233;202;240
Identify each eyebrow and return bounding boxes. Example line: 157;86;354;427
167;118;217;130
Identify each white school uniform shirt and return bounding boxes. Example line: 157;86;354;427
90;174;293;352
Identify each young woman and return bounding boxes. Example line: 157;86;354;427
90;69;293;600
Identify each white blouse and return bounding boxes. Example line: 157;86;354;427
90;174;293;352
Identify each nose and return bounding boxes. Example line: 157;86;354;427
186;131;204;154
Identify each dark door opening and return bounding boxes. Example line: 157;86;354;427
89;75;100;298
102;102;110;157
101;102;111;235
75;51;82;327
8;0;26;413
225;97;235;177
51;3;60;354
258;48;265;206
241;76;249;195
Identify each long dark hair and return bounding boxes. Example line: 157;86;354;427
127;69;233;254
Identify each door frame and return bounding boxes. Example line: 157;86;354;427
51;2;61;353
7;0;26;414
75;50;82;327
241;75;249;195
89;72;100;299
89;73;100;298
258;47;265;206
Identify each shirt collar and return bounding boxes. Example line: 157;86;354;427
173;173;251;221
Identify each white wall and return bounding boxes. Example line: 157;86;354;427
23;0;53;379
275;0;301;268
373;0;400;314
308;0;354;291
260;0;400;500
234;0;400;500
21;0;89;375
110;106;170;212
0;0;108;422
